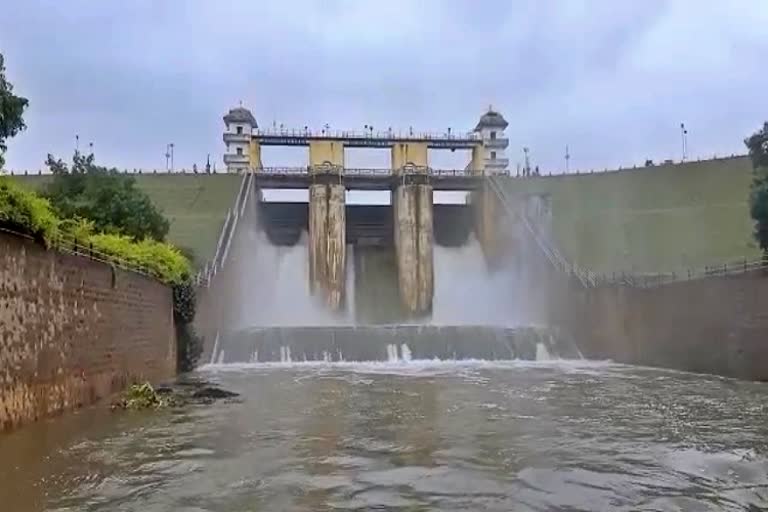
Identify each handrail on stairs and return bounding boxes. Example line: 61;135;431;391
194;170;253;287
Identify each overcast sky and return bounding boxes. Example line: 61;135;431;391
1;0;767;173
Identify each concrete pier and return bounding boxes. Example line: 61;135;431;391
392;143;433;316
308;141;346;309
468;146;503;266
473;181;503;267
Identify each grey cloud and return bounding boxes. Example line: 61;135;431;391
0;0;766;172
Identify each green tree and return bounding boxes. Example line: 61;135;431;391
745;122;768;252
44;151;170;241
0;53;29;169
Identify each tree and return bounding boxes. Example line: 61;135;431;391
745;122;768;252
44;151;170;241
0;53;29;169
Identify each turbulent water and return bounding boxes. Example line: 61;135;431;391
3;360;768;511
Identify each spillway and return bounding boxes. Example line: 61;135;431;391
209;325;581;364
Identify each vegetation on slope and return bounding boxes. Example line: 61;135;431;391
745;122;768;253
44;151;170;241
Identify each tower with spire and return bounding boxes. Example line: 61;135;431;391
223;105;257;173
473;106;509;175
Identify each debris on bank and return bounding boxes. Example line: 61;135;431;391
112;380;240;411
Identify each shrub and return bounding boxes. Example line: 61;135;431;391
58;217;95;241
89;233;191;284
44;151;170;241
0;177;59;244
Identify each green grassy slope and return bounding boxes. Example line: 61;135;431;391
10;173;242;266
498;156;758;274
132;174;242;265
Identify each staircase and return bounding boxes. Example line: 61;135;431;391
194;170;254;287
487;176;597;288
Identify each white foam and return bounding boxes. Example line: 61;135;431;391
210;331;221;365
198;358;616;377
401;343;412;362
536;342;552;361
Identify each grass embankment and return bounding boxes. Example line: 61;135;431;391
500;156;759;274
0;177;190;284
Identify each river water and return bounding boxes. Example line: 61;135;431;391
2;360;768;511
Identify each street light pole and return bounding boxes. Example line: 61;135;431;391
680;123;688;162
565;144;570;174
170;143;175;172
523;147;531;177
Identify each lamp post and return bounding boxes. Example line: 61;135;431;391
523;147;531;177
680;123;688;162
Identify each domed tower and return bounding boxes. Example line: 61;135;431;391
223;106;257;173
473;107;509;175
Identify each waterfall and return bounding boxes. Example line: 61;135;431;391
432;236;526;326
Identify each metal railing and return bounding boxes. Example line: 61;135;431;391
253;127;479;141
194;170;253;287
596;257;768;288
488;176;596;288
256;166;479;177
1;227;165;282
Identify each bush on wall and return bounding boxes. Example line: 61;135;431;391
88;234;191;284
0;177;59;244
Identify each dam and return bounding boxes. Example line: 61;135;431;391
214;106;511;317
4;109;768;512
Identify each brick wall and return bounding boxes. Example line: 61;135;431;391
550;270;768;380
0;232;176;432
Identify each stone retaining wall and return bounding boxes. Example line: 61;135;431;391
0;232;175;432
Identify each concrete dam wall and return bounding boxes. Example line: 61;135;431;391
548;269;768;381
0;232;176;432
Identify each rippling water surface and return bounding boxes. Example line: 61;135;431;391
2;360;768;511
